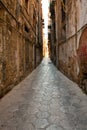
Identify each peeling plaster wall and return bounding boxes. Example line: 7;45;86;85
56;0;87;83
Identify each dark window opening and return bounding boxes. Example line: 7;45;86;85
83;73;87;79
25;0;28;8
61;0;66;22
61;0;66;33
48;25;51;29
25;25;29;33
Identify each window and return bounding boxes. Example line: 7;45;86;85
25;0;28;9
25;25;29;33
61;0;66;33
61;0;66;22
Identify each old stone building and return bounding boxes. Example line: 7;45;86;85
48;0;56;64
0;0;43;97
49;0;87;93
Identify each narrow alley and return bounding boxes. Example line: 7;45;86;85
0;58;87;130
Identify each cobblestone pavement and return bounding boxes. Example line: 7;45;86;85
0;58;87;130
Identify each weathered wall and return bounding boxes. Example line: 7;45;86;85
54;0;87;92
0;0;42;97
49;0;56;64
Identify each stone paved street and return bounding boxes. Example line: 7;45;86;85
0;58;87;130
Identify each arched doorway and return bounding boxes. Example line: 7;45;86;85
77;27;87;92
